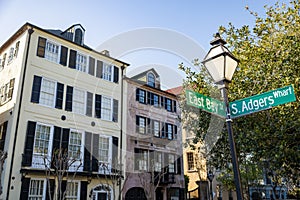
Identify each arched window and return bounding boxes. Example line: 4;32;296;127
147;72;155;87
74;29;83;45
91;184;112;200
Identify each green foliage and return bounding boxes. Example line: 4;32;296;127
180;0;300;194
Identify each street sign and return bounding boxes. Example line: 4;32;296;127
230;85;296;118
186;90;226;117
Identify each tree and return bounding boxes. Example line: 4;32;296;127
43;148;82;200
179;0;300;197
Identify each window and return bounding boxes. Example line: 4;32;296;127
0;79;14;105
99;136;110;163
135;149;148;171
40;78;56;107
187;152;194;171
45;40;59;63
147;72;155;87
153;94;159;107
74;28;83;45
166;98;172;112
102;63;112;81
168;154;175;173
154;152;162;172
101;96;112;120
66;181;80;200
167;123;173;140
136;89;146;103
8;47;14;63
76;53;87;72
14;41;20;57
33;124;51;155
28;179;45;200
136;116;146;134
68;131;82;160
0;53;6;70
73;88;85;115
153;120;160;137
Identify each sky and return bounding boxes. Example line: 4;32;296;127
0;0;289;89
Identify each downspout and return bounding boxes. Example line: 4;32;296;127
6;28;34;200
119;65;125;200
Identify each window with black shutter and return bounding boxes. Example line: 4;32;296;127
88;57;95;76
55;82;64;109
113;66;119;83
37;37;46;57
65;86;73;111
31;75;42;103
69;50;77;69
8;78;15;99
96;60;103;78
59;46;68;66
112;99;118;122
86;92;93;117
95;94;101;118
23;121;36;166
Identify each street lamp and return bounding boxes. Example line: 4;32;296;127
207;170;215;200
202;33;243;200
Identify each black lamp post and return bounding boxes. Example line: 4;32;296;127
202;33;243;200
207;170;215;200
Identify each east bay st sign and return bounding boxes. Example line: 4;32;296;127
186;85;296;118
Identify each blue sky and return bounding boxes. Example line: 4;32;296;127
0;0;288;89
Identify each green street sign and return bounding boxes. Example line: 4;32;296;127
186;90;226;117
230;85;296;118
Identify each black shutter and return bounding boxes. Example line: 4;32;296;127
161;122;165;138
84;132;92;172
177;156;182;174
113;66;119;83
111;136;118;172
160;96;164;108
96;60;103;78
62;128;70;151
36;37;46;57
88;57;95;76
134;148;139;170
31;75;42;103
136;116;139;133
20;177;30;200
69;50;77;69
147;91;151;104
23;121;36;166
147;118;151;134
46;179;55;200
59;46;68;66
0;121;7;151
92;134;99;172
95;94;101;118
112;99;118;122
61;180;67;199
55;82;64;109
174;125;177;140
65;86;73;111
86;92;93;117
52;126;61;169
80;181;88;200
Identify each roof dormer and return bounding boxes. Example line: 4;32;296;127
61;24;85;45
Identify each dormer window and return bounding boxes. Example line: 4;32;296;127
61;24;85;45
147;72;155;87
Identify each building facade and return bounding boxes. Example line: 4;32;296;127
0;23;129;199
123;69;185;200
